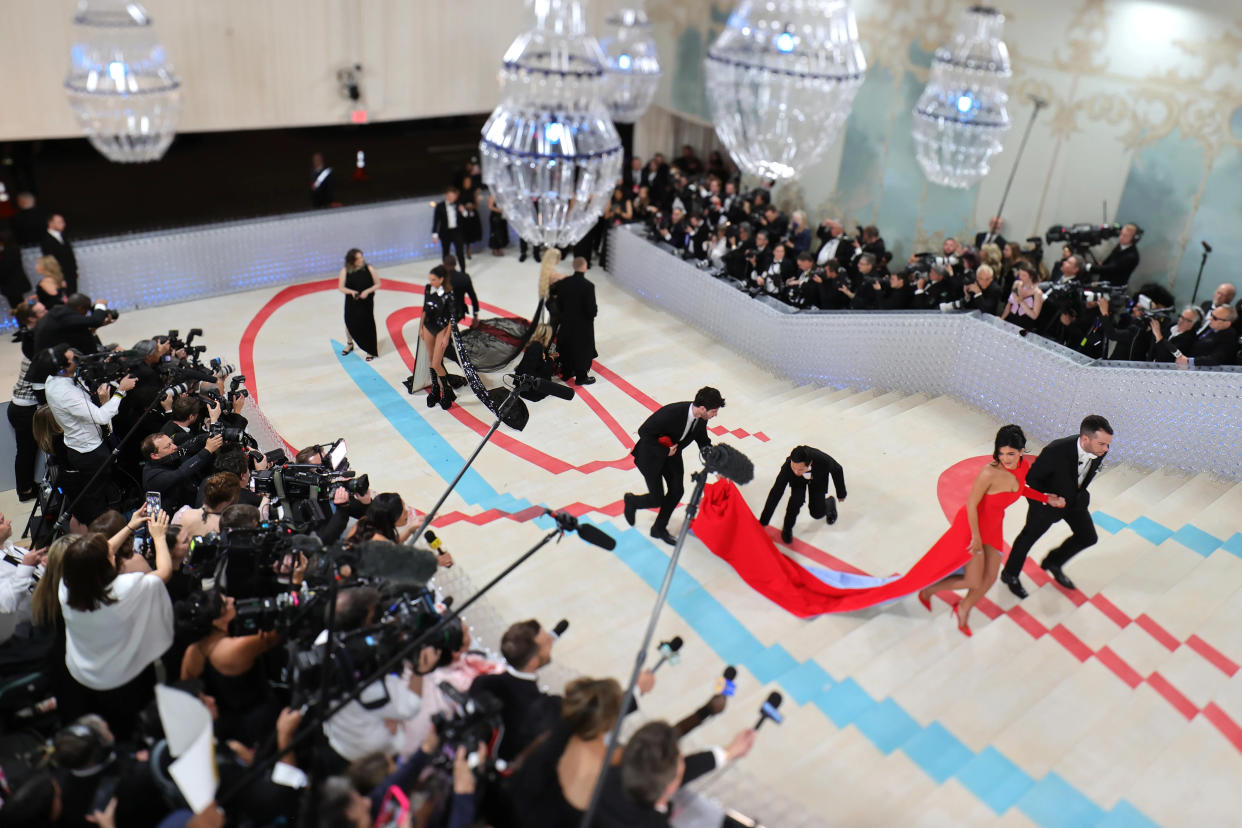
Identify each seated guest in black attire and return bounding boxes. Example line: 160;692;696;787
756;205;788;242
962;264;1004;315
683;211;711;261
858;224;886;260
877;269;915;310
469;618;557;762
840;253;878;309
140;431;224;515
655;205;688;249
913;265;960;310
1173;304;1238;367
1149;306;1203;362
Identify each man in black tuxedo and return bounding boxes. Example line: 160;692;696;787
814;219;852;268
1198;283;1236;333
1148;306;1202;362
41;213;78;294
624;387;725;544
1001;414;1114;597
1174;304;1238;367
1091;223;1141;286
553;257;598;385
973;215;1006;250
9;192;48;246
468;619;557;763
759;445;847;543
309;152;335;208
431;187;467;266
641;154;670;206
683;212;711;261
441;254;479;323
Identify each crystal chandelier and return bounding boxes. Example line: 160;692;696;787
598;2;662;124
480;0;623;248
704;0;866;182
64;0;181;163
912;6;1011;189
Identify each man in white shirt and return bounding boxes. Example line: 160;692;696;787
44;348;137;523
0;511;45;646
431;187;467;268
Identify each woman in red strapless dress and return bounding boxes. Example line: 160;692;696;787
691;425;1064;626
916;424;1065;635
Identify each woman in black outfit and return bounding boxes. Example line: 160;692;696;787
459;175;481;260
338;248;379;360
34;255;68;307
513;324;556;401
420;265;457;409
488;192;509;256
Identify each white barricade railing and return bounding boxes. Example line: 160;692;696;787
608;226;1242;480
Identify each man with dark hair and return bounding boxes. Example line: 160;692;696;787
41;212;79;294
441;254;480;323
140;431;224;514
1001;414;1114;597
219;503;261;531
468;619;556;762
162;394;219;444
32;293;115;354
553;256;599;385
593;720;756;827
431;187;467;266
624;387;725;545
759;445;847;544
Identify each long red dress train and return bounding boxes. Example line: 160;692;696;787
690;458;1048;617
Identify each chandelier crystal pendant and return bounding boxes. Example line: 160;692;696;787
912;5;1012;189
598;2;662;124
480;0;623;248
64;0;182;163
704;0;867;182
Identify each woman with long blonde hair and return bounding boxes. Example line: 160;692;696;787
35;256;67;306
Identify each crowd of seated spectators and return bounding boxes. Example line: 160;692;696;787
610;144;1240;367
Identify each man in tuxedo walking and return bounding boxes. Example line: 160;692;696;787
624;386;725;545
759;445;847;544
41;213;78;295
1001;414;1114;597
431;187;467;267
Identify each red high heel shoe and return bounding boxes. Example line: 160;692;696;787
953;605;972;637
917;590;932;612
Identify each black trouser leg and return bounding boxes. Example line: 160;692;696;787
1041;506;1098;569
804;478;829;520
758;477;785;526
66;444;115;525
7;403;38;494
452;232;467;268
439;235;453;259
632;456;683;532
782;480;808;535
1000;502;1060;581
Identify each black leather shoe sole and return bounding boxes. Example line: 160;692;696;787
623;494;636;527
651;529;676;546
1001;575;1028;599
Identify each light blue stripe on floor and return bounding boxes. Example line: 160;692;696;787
1092;511;1128;535
1126;516;1174;546
1018;772;1106;828
900;722;974;783
957;747;1036;814
1168;524;1224;557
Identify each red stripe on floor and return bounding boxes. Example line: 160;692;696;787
1050;624;1093;662
1096;647;1143;688
1089;594;1132;628
1186;635;1240;677
1146;672;1198;720
1007;605;1049;638
1204;703;1242;753
1135;614;1181;652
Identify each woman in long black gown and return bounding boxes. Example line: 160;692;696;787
337;248;379;360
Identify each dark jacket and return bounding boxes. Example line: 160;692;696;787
1185;327;1238;367
33;304;110;354
588;751;721;828
1095;243;1140;286
41;231;78;294
551;271;598;377
631;402;711;477
469;671;559;763
447;268;479;320
141;436;215;514
1025;435;1102;512
432;201;465;238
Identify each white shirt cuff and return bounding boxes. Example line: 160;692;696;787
271;761;308;789
710;745;728;769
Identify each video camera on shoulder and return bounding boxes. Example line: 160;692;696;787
1046;222;1143;253
74;349;142;390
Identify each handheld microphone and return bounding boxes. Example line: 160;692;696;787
651;636;684;672
1202;240;1213;253
424;530;444;550
714;666;738;697
551;619;569;639
545;510;617;551
755;691;783;730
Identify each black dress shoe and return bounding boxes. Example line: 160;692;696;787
651;528;676;546
825;496;838;525
623;494;637;527
1042;562;1077;591
576;375;597;385
1000;573;1028;599
17;489;37;503
401;376;416;395
780;527;793;544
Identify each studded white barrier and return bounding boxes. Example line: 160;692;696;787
608;226;1242;480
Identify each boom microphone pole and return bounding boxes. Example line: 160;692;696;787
579;443;754;828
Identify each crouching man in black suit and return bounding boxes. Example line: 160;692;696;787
759;445;847;544
624;387;725;545
1001;414;1114;598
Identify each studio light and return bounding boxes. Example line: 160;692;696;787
704;0;867;182
598;1;662;124
480;0;623;249
912;5;1012;189
64;0;182;163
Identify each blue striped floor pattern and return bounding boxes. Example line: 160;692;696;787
334;344;1163;827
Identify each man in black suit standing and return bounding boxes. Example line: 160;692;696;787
41;213;78;294
309;152;335;208
974;215;1006;250
431;187;467;266
552;257;598;385
759;445;847;544
1091;222;1141;287
624;386;725;545
1001;414;1114;597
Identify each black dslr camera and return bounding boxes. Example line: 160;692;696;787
1046;223;1143;253
432;683;505;769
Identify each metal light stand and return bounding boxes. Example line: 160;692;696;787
1190;244;1212;305
578;466;714;828
994;94;1048;232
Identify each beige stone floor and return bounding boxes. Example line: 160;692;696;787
4;251;1241;827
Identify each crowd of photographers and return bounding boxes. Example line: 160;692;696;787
1;312;759;828
617;145;1240;367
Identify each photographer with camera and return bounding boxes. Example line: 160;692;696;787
1092;222;1141;286
0;510;45;651
32;294;117;355
44;346;138;525
161;394;221;445
750;241;793;297
913;264;960;311
962;264;1004;315
140;431;225;515
1166;304;1239;367
1149;306;1204;363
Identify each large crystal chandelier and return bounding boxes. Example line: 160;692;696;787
598;2;662;123
480;0;623;248
912;6;1011;189
64;0;181;163
704;0;866;182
